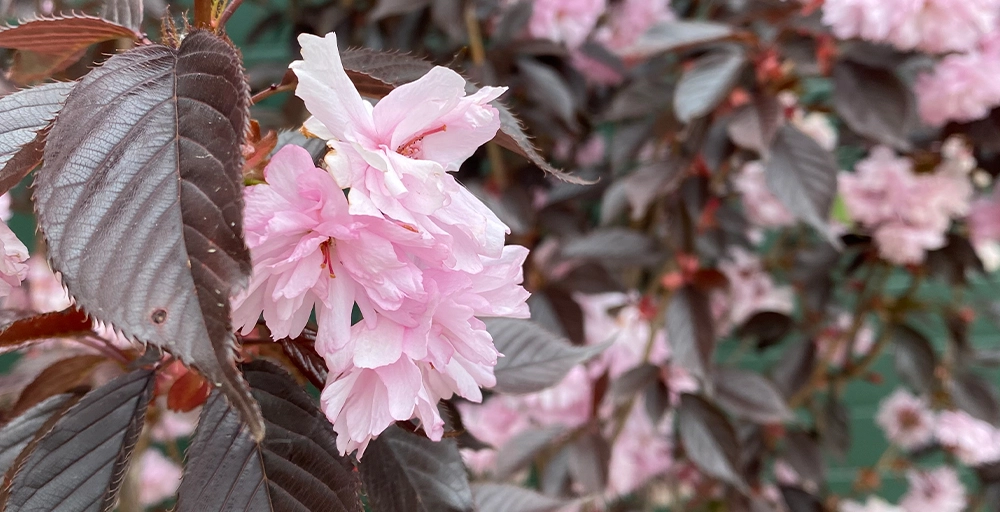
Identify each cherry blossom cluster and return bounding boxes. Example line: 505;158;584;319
838;139;973;265
821;0;1000;54
839;386;1000;512
231;32;531;455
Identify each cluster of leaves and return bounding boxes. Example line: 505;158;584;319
0;0;998;511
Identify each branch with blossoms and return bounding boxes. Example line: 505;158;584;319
0;0;997;511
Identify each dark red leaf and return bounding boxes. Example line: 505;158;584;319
10;354;109;417
2;369;154;511
176;361;362;512
166;369;211;412
0;15;138;54
0;307;93;355
34;30;262;439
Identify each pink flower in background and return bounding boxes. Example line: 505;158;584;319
137;449;182;507
516;0;606;49
714;247;795;332
839;142;972;265
606;404;674;497
0;221;27;301
458;365;591;473
149;400;199;442
595;0;675;53
840;497;903;512
821;0;1000;53
576;292;669;378
875;388;935;450
733;161;796;230
934;410;1000;466
292;32;509;273
25;256;70;312
915;41;1000;125
815;312;876;367
899;467;966;512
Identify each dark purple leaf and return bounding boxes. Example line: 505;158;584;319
34;31;262;439
338;47;589;184
674;46;746;123
176;361;361;512
472;484;568;512
278;333;328;389
772;338;816;399
727;95;782;154
490;0;532;46
779;486;823;512
561;228;660;267
486;318;609;394
359;425;473;512
832;60;911;150
949;371;1000;426
714;367;793;424
368;0;429;20
667;286;716;380
677;394;745;489
518;58;577;129
607;363;660;405
0;81;72;195
620;21;734;58
2;369;154;512
567;430;610;494
764;124;839;244
495;425;564;479
783;430;825;487
736;311;794;350
892;324;938;395
0;394;78;476
821;397;850;459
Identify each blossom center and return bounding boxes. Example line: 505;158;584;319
320;239;337;278
397;125;447;159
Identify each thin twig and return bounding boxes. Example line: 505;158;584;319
214;0;245;31
250;82;296;105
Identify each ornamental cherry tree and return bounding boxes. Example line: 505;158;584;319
3;0;1000;511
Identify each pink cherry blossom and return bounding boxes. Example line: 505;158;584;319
714;247;795;333
839;142;972;265
840;497;903;512
915;37;1000;126
875;388;935;450
515;0;607;49
934;409;1000;466
25;256;70;313
733;161;796;230
815;312;876;367
234;143;530;455
606;404;674;497
899;467;966;512
575;292;669;378
0;221;28;301
292;32;509;273
594;0;675;53
821;0;1000;54
137;449;182;507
